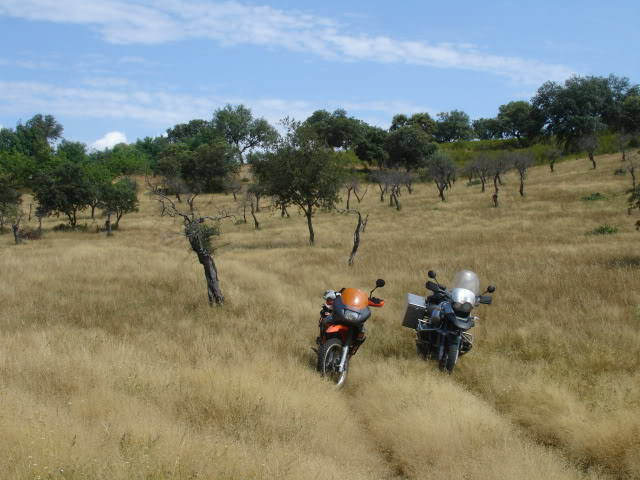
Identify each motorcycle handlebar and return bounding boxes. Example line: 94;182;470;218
426;281;444;292
479;295;492;305
368;297;384;307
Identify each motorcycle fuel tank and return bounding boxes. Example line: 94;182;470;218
402;293;427;329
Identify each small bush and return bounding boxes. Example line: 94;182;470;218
19;227;43;240
582;192;606;201
466;179;482;186
614;168;627;176
52;223;89;232
234;219;247;225
591;225;618;235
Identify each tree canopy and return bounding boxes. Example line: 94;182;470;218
212;104;278;163
252;121;346;245
384;126;437;171
434;110;473;143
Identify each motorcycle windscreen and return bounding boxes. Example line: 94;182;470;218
451;270;480;296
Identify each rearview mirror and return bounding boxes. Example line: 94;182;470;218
487;285;496;293
376;279;386;288
428;270;437;279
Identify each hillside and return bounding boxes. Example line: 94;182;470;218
1;153;638;479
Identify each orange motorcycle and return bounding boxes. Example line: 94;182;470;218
315;279;385;388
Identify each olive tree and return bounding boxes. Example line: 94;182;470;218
578;134;600;169
511;152;534;197
147;182;231;305
99;178;139;235
426;152;456;201
489;155;512;207
253;121;346;245
547;147;561;172
345;176;367;209
470;154;491;192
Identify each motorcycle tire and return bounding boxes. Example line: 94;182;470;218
442;342;459;374
317;338;349;388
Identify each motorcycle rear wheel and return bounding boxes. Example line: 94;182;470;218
317;338;348;388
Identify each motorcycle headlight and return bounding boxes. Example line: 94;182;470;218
344;310;359;322
453;301;473;313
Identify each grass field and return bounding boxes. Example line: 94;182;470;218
1;153;639;479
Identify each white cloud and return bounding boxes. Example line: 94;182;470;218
91;131;128;150
82;77;131;88
0;0;576;86
0;80;431;133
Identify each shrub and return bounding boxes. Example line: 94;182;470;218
18;227;43;240
52;223;89;232
591;225;618;235
467;179;482;186
614;168;627;176
582;192;606;201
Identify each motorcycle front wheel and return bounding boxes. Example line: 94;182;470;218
440;342;459;374
317;338;348;388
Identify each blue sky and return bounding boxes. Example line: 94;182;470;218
1;0;639;149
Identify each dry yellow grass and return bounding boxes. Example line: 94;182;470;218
1;153;638;479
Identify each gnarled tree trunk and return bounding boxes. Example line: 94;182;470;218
187;225;224;305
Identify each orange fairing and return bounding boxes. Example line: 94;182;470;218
326;324;349;334
340;288;369;309
369;299;385;307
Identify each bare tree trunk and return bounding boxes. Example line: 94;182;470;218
243;204;247;223
589;152;596;169
91;204;96;220
550;159;555;172
175;193;182;203
12;221;21;245
255;194;261;212
232;192;237;201
250;199;260;230
187;194;198;213
481;177;486;192
519;174;525;197
354;186;368;202
438;184;446;201
346;188;352;210
378;185;386;202
280;204;289;217
348;211;363;266
305;208;315;245
202;255;224;305
492;191;499;208
28;204;32;222
390;187;401;210
188;228;224;305
105;212;112;237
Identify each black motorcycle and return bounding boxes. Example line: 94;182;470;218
402;270;495;373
